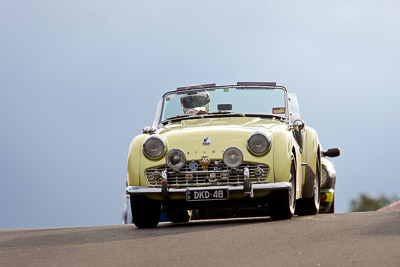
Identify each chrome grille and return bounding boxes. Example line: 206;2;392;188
145;161;270;187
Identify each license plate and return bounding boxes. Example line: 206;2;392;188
186;189;229;201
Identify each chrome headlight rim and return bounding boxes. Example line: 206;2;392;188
166;148;186;171
223;146;244;168
143;136;166;159
247;132;271;156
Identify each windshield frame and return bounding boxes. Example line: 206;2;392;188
155;85;289;128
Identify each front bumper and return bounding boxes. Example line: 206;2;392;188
126;182;290;195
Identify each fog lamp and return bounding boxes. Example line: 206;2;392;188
223;147;243;168
166;149;186;171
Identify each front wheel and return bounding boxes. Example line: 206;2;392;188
130;195;161;228
166;208;190;223
296;157;321;216
270;155;296;220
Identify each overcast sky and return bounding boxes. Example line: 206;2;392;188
1;0;400;229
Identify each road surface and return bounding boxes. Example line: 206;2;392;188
1;211;399;266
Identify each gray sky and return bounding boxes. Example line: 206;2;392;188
1;0;399;229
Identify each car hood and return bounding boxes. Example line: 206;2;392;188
155;117;286;161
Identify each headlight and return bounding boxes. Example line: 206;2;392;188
321;167;329;186
166;149;186;171
223;147;243;168
143;136;166;159
247;132;271;155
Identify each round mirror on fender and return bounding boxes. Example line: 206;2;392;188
142;126;156;134
293;119;305;131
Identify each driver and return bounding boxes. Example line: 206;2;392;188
180;91;210;114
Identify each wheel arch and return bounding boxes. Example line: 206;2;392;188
301;127;321;198
272;130;294;183
127;134;147;187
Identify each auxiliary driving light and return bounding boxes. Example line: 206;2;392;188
166;149;186;171
223;147;243;168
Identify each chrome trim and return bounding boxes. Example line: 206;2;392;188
145;161;270;186
126;182;290;194
176;170;230;174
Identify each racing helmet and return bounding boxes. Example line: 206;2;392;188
180;91;210;114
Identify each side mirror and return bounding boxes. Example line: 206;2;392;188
142;126;156;134
322;148;340;158
292;119;305;131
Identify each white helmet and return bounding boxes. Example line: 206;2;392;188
180;91;210;114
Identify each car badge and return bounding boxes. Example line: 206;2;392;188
209;172;217;183
213;161;222;171
200;156;210;171
203;137;211;146
185;173;194;182
188;160;198;172
220;173;229;180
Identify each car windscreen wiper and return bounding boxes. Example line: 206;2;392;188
206;111;234;115
243;113;285;120
165;114;191;120
204;112;245;117
206;112;284;120
204;112;283;119
161;112;283;125
161;114;204;124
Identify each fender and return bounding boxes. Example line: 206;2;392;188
127;134;146;186
301;126;321;198
272;130;292;183
273;130;303;199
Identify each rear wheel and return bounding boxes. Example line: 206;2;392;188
327;197;335;213
270;155;296;220
130;195;161;228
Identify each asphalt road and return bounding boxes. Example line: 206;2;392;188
1;211;400;267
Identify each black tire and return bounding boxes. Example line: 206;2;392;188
327;197;335;213
130;195;161;228
166;208;190;223
296;156;321;216
270;155;296;220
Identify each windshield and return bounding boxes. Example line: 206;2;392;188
159;87;287;123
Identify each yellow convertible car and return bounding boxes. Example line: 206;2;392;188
126;82;323;228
